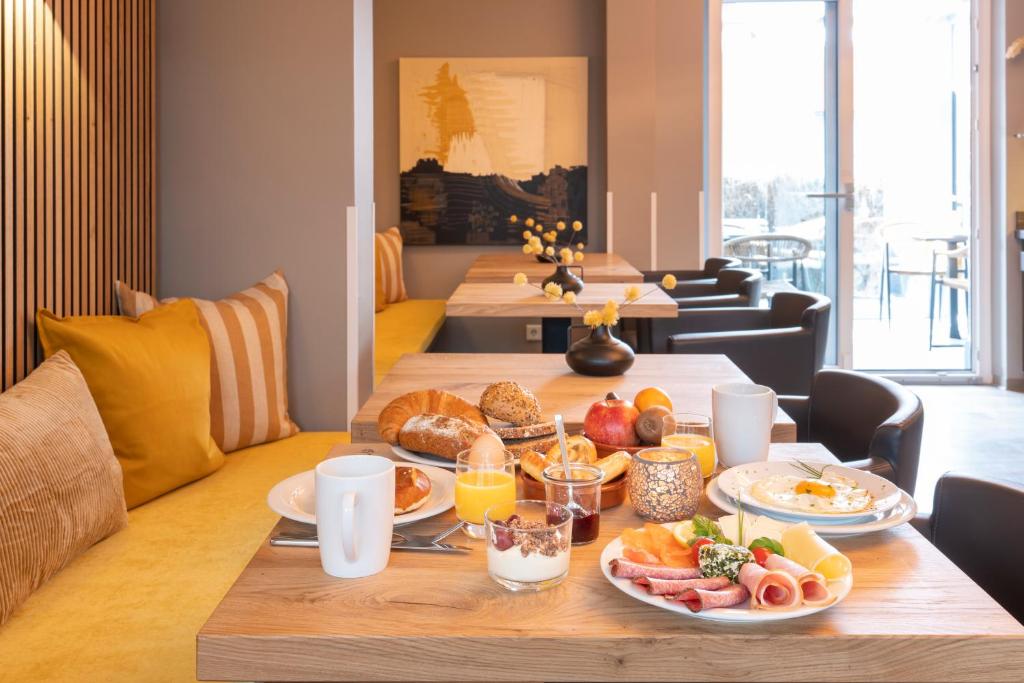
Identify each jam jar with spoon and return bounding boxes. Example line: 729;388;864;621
542;463;604;545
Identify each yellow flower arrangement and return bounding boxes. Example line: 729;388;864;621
511;214;588;266
508;274;680;330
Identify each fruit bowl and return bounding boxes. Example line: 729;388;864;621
583;433;655;459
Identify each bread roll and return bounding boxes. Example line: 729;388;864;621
397;414;495;461
545;434;597;464
595;450;631;481
478;381;542;426
493;421;555;440
378;390;488;444
502;434;559;458
395;466;432;514
520;449;557;482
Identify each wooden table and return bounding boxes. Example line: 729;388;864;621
197;442;1024;682
351;353;796;443
464;252;644;284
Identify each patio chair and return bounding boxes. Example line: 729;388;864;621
723;234;812;289
928;244;969;349
778;369;923;496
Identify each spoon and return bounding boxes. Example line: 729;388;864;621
554;414;572;478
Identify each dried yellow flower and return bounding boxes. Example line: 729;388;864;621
572;220;583;231
522;244;533;254
562;291;577;304
574;251;584;263
625;285;642;302
662;274;678;290
522;230;532;240
510;215;519;224
583;310;603;328
513;272;528;286
525;217;535;227
577;242;585;250
545;246;555;256
536;224;544;232
544;232;557;243
532;245;545;255
560;247;572;258
529;236;542;247
602;307;620;327
543;282;564;300
556;220;566;231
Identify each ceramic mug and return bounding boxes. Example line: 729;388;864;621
315;455;395;578
711;383;778;467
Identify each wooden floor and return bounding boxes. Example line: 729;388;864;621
912;385;1024;512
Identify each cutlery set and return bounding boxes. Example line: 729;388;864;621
270;520;469;553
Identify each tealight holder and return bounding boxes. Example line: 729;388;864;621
627;447;702;522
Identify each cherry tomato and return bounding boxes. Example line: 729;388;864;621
691;537;715;564
752;546;775;566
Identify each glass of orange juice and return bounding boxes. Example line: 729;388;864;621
455;448;516;539
662;412;717;479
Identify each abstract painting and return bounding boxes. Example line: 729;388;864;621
399;57;588;246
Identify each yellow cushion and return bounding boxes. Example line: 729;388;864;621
375;226;409;303
374;299;446;384
37;299;225;508
0;431;349;683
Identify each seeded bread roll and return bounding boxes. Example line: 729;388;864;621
493;421;556;440
478;381;542;426
397;414;496;461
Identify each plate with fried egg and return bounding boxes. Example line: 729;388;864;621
715;461;903;522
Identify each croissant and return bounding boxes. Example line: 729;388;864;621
377;389;488;444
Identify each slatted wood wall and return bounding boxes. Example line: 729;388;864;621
1;0;154;390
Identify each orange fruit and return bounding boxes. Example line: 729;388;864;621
633;386;673;413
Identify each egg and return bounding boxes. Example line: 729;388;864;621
749;472;873;514
467;432;507;467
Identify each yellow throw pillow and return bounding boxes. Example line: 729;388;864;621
37;299;225;508
114;271;300;453
0;351;128;624
375;226;409;303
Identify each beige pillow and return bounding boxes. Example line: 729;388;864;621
115;271;300;453
0;351;128;625
375;227;409;303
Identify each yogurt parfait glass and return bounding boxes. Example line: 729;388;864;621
484;500;572;592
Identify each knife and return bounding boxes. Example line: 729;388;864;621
270;536;471;552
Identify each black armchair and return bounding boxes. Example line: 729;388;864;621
638;269;764;352
779;369;923;495
910;473;1024;624
643;257;743;286
666;292;830;396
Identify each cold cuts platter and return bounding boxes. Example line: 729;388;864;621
599;516;852;622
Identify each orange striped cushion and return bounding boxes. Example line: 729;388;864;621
115;272;299;453
0;351;128;625
375;226;408;303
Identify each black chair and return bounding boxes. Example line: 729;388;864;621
779;369;923;495
638;269;763;352
666;292;830;396
643;257;743;287
911;473;1024;624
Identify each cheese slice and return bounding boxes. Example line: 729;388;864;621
781;522;852;580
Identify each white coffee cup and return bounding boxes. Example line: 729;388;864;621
315;455;395;578
711;383;778;467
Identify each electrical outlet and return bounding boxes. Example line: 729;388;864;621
525;324;543;342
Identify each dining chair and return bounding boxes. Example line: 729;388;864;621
723;234;812;289
778;369;924;495
910;473;1024;624
636;268;764;353
665;292;830;395
643;257;743;287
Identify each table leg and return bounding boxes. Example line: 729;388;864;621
542;317;571;353
947;239;961;340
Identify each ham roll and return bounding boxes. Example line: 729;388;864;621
673;584;750;613
764;553;835;606
633;576;732;596
609;559;701;580
737;562;802;610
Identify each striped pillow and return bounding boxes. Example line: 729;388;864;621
375;226;408;303
115;271;299;453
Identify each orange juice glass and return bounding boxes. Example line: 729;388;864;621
455;449;516;539
662;413;717;478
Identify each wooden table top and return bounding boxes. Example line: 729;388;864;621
197;442;1024;682
350;353;796;443
464;252;645;284
446;282;678;319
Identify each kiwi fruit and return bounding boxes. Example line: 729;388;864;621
635;405;673;444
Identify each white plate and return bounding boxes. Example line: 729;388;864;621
706;476;917;537
600;523;852;622
716;460;903;521
266;463;456;526
390;444;521;470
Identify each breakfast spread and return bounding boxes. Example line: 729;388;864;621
398;414;497;461
479;380;542;426
608;512;851;614
749;471;874;514
378;390;488;444
394;466;432;514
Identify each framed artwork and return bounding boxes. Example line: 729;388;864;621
399;57;588;245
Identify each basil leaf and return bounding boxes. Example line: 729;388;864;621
748;537;785;556
692;515;733;545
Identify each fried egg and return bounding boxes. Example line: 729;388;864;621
749;472;873;514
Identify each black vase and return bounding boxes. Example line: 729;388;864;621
542;264;584;295
565;325;635;377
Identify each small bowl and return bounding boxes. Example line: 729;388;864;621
584;433;656;459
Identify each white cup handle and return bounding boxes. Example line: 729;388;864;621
341;491;357;563
769;389;778;435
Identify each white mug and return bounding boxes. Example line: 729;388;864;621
315;455;395;578
711;383;778;468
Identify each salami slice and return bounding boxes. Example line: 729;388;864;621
633;576;732;596
673;583;750;612
609;558;701;580
738;562;802;609
764;553;835;606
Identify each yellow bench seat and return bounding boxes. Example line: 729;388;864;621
0;431;349;683
375;299;446;384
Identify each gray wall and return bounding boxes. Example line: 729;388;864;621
158;0;368;429
373;0;608;300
